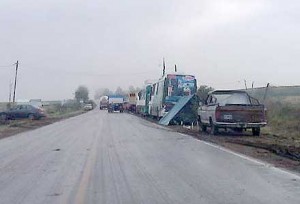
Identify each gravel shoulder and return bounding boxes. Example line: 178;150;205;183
0;110;85;140
170;125;300;173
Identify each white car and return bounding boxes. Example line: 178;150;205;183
83;104;93;111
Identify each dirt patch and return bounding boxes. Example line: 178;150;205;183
0;110;85;140
170;125;300;173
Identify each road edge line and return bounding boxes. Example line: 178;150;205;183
178;133;300;179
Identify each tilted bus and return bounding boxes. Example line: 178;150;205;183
148;72;197;118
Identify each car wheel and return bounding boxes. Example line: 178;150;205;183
0;114;7;121
28;114;35;120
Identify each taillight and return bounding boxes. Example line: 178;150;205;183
215;109;221;121
264;108;267;122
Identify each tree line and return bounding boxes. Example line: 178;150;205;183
74;85;142;102
75;85;214;103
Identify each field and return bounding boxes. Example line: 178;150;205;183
0;102;8;111
247;86;300;142
0;101;85;139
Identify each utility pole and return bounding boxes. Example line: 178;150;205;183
13;61;19;103
9;81;12;103
244;79;248;90
175;64;177;72
162;58;166;76
263;83;270;102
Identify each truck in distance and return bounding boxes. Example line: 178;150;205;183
107;95;124;113
99;96;109;110
198;90;267;136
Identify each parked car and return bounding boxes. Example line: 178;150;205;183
0;104;46;120
198;90;267;136
83;104;93;111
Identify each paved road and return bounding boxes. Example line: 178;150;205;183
0;110;299;204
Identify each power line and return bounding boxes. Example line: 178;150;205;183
0;63;16;68
64;70;158;77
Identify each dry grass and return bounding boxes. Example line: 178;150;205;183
0;102;8;111
263;100;300;145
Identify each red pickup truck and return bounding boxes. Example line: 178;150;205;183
198;90;267;136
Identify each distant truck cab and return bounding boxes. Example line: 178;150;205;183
99;96;109;110
198;90;267;136
126;92;138;112
107;95;124;113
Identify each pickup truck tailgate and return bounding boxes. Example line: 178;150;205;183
216;105;266;123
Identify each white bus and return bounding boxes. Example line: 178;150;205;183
149;72;197;118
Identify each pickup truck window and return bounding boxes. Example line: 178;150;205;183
17;105;24;110
206;95;217;105
206;95;212;104
213;93;251;106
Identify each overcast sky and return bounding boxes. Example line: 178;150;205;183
0;0;299;101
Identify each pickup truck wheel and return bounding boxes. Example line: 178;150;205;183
210;122;218;135
198;121;207;132
198;117;207;132
252;128;260;136
201;124;207;132
234;128;243;133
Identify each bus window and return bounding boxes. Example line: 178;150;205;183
152;84;156;96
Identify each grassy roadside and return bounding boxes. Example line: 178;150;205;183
263;101;300;142
0;106;86;140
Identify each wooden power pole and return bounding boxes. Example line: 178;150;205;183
13;61;19;103
9;82;12;103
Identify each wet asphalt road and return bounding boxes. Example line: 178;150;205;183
0;110;299;204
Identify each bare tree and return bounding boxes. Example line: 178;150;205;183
196;85;214;102
94;88;112;99
128;85;135;93
115;87;125;96
75;86;89;103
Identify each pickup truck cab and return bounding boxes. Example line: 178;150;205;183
198;90;267;136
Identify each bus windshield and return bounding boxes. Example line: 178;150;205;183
166;75;196;97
